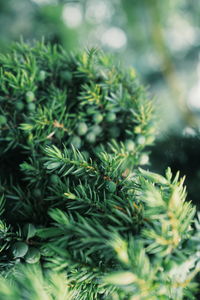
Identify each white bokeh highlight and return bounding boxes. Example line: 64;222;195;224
32;0;55;4
188;84;200;110
101;27;127;49
62;4;83;28
86;0;111;23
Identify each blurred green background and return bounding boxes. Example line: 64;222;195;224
1;0;200;206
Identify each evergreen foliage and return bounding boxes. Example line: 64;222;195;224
0;42;199;299
0;41;154;175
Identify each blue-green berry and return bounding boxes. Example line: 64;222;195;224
38;70;46;81
16;101;25;111
26;91;35;103
125;139;135;151
106;112;116;122
86;132;96;143
12;242;29;258
136;135;146;145
77;122;88;136
92;125;102;135
93;113;103;124
71;136;82;149
27;103;36;111
24;247;41;264
139;154;149;165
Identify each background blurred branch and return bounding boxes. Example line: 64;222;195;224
148;0;199;128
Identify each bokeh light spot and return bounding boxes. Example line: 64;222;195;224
32;0;55;4
86;0;111;24
101;27;127;49
62;4;83;28
188;83;200;111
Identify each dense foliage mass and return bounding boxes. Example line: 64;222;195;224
0;42;199;300
0;41;154;170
